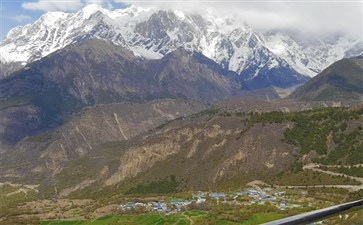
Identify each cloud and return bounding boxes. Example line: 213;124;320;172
21;0;114;12
13;14;32;22
85;0;104;5
21;0;362;36
119;0;363;37
22;0;84;12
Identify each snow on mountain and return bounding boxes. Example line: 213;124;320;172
0;4;361;85
262;31;362;77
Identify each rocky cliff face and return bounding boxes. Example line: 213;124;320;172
0;101;298;195
0;99;205;186
104;115;297;190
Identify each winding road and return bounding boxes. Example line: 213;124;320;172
293;163;363;191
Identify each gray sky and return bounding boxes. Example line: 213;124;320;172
2;0;362;40
121;0;363;37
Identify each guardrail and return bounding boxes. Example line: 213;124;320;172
262;199;363;225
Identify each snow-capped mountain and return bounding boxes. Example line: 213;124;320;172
263;31;363;77
1;4;361;87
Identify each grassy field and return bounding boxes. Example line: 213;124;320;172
40;215;188;225
241;213;284;225
39;211;284;225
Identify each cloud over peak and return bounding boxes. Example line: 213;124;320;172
21;0;363;37
21;0;113;12
22;0;83;12
120;0;363;37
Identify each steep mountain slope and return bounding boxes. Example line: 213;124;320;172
0;39;140;145
0;39;239;145
148;48;239;99
290;57;363;100
1;103;362;197
0;103;297;196
1;4;360;87
238;47;308;89
0;99;205;187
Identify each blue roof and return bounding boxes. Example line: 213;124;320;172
211;192;225;198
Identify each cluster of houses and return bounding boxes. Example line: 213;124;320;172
118;188;289;213
119;200;186;213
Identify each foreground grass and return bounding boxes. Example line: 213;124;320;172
39;211;284;225
241;213;284;225
314;206;363;225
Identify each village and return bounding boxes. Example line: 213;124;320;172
118;187;292;214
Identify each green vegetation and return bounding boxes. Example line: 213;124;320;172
38;213;222;225
315;86;338;100
41;221;73;224
208;203;288;224
347;189;363;202
0;184;19;194
126;175;180;195
0;184;38;221
40;214;183;225
326;126;363;164
3;186;356;225
56;158;100;191
291;57;363;100
319;166;363;178
244;107;363;164
315;206;363;225
69;106;362;200
38;209;286;225
277;170;360;186
241;213;284;225
306;187;350;205
189;107;220;119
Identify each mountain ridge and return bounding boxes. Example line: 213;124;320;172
290;56;363;100
0;39;240;145
1;100;362;197
1;4;361;87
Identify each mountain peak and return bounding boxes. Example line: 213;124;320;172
118;5;152;17
38;11;69;25
1;4;362;88
77;4;110;19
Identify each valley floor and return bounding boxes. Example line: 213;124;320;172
38;211;285;225
1;180;362;225
1;105;362;225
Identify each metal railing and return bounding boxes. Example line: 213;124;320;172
262;199;363;225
